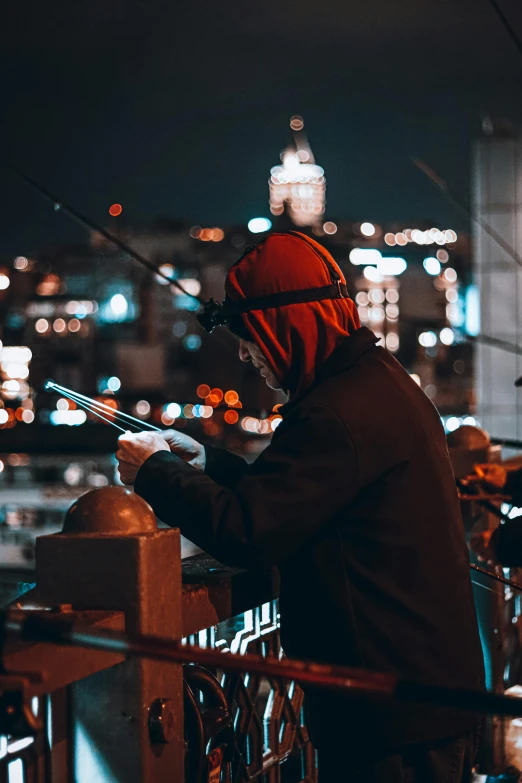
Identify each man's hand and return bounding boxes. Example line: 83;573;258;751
473;463;508;491
161;429;206;471
116;431;170;485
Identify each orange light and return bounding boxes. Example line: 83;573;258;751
197;384;211;399
89;396;117;424
272;403;283;412
15;407;24;422
210;388;223;402
224;410;239;425
109;204;123;217
224;390;239;406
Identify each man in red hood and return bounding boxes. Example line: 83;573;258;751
117;233;484;781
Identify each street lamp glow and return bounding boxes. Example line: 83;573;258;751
349;248;382;265
446;417;460;432
439;328;455;346
360;222;376;237
419;331;437;348
107;376;121;392
423;257;441;276
110;294;128;316
166;403;182;419
248;217;272;234
377;257;407;276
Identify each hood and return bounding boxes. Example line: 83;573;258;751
225;232;361;399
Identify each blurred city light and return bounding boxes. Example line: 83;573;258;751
446;417;460;432
224;390;239;406
224;410;239;425
156;264;175;285
183;335;202;351
323;221;337;235
136;400;151;417
377;257;407;276
465;285;480;336
444;268;458;283
0;274;10;290
53;319;66;333
423;257;441;276
179;279;201;298
289;115;304;131
107;376;121;392
109;204;123;217
349;248;382;265
360;222;376;237
50;410;87;426
363;266;383;283
166;402;182;419
110;294;128;317
439;328;455;346
419;331;437;348
248;217;272;234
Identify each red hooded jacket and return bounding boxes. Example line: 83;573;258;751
225;232;360;399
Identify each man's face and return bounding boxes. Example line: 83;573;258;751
239;339;281;391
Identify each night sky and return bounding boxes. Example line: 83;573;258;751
2;0;522;255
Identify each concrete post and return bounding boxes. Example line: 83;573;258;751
35;486;184;783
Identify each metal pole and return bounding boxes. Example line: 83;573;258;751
5;610;522;718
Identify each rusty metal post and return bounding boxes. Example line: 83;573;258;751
35;486;184;783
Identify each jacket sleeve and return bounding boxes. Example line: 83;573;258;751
203;444;249;489
134;404;359;569
504;468;522;508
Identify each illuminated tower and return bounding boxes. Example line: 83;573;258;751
269;116;326;227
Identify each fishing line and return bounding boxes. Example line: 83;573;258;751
53;391;129;433
471;579;503;596
46;381;161;432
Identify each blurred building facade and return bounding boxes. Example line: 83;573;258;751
472;123;522;444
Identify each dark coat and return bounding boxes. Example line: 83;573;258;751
135;327;484;752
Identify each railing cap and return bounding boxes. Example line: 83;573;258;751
63;487;157;535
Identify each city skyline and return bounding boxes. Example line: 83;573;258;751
2;0;522;254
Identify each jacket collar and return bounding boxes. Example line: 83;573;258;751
279;327;379;415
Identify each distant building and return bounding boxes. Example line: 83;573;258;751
269;116;326;227
472;121;522;446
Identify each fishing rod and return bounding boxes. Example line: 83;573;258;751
487;0;522;59
4;608;522;718
1;161;201;299
470;562;522;592
0;161;240;338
